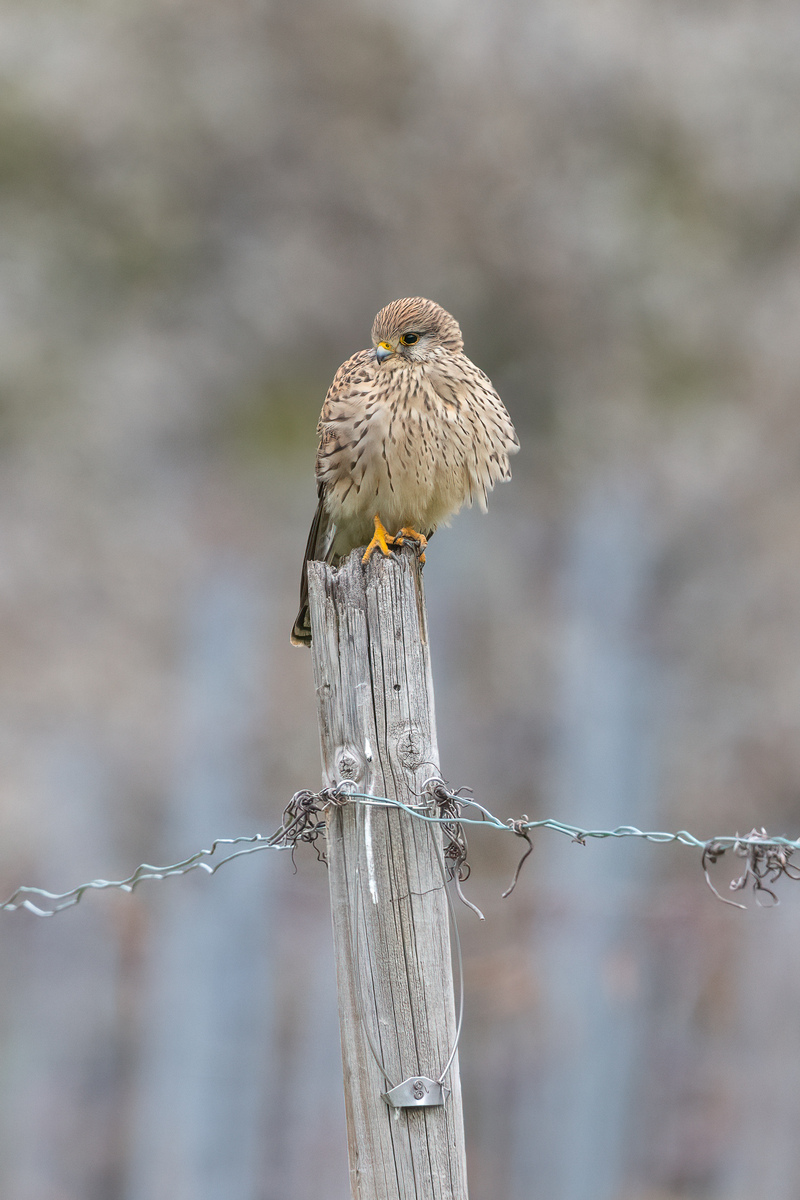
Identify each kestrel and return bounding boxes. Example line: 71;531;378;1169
291;297;519;646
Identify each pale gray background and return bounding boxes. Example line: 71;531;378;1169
0;2;799;1198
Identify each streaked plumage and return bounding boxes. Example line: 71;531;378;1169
291;297;519;645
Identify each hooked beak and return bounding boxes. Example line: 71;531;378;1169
376;342;394;364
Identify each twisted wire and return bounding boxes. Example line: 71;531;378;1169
2;781;798;916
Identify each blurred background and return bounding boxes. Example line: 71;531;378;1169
1;0;799;1197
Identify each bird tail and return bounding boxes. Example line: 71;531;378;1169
290;497;335;647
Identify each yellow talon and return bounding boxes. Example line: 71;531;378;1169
397;526;427;563
362;515;395;563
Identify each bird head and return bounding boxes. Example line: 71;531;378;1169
371;297;464;365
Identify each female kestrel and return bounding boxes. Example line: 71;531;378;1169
291;297;519;646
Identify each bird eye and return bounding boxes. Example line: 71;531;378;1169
400;332;420;346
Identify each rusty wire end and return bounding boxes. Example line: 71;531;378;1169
421;777;485;917
269;785;349;867
454;874;485;920
502;818;534;899
702;828;800;908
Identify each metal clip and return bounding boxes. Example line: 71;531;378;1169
382;1076;451;1109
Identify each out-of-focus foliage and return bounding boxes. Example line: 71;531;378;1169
1;1;800;1198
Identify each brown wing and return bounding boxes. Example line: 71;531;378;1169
291;349;378;646
290;484;336;647
313;348;378;493
427;353;519;511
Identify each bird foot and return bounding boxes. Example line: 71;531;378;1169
394;526;428;564
362;515;396;564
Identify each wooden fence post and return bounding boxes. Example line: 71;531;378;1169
307;546;468;1200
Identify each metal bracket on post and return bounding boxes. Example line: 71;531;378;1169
382;1076;451;1109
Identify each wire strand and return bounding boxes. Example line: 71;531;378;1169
2;784;798;917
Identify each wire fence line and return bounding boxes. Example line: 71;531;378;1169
2;779;798;917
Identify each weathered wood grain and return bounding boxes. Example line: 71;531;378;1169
307;546;468;1200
